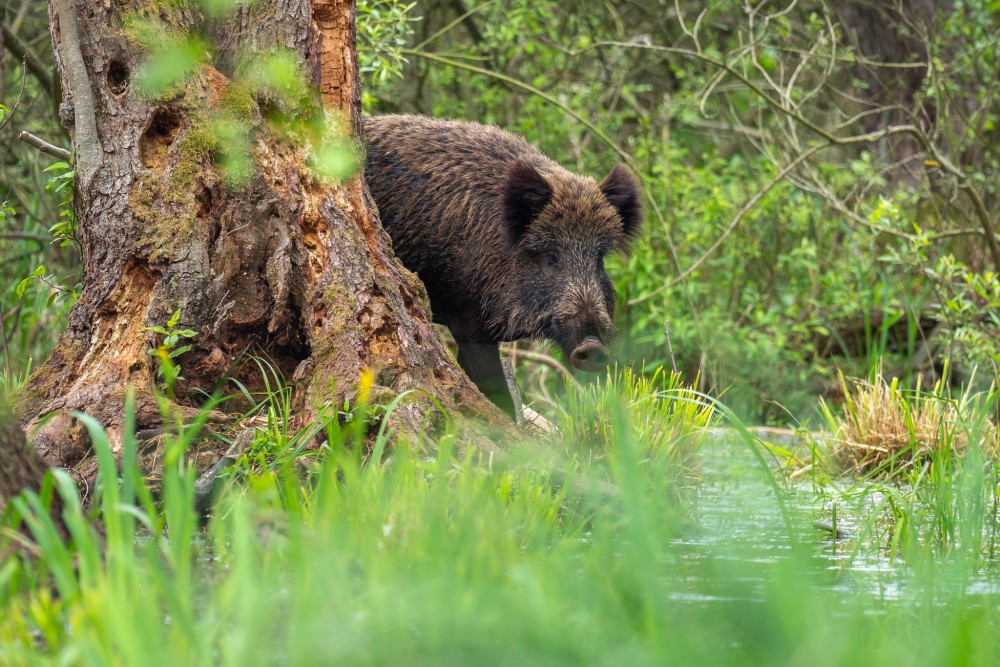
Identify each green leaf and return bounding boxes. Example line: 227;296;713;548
246;50;308;105
311;141;358;183
168;344;193;358
136;39;207;98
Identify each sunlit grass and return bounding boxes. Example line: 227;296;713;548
547;366;713;493
3;368;1000;666
810;366;1000;560
821;366;998;477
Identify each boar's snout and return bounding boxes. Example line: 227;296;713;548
570;337;610;372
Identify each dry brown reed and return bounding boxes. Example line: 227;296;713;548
822;368;997;477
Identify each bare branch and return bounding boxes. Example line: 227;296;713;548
18;131;72;162
52;0;102;186
629;143;827;306
578;39;1000;273
762;43;927;70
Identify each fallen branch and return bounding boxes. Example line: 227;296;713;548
18;131;72;162
193;428;255;515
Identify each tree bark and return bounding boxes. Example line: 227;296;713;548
12;0;508;493
0;406;59;525
834;0;950;184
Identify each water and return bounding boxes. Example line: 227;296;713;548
666;435;1000;609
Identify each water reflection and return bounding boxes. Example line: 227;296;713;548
664;438;1000;608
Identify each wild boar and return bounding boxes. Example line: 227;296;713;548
363;114;642;417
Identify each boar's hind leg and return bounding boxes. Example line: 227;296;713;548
455;341;518;419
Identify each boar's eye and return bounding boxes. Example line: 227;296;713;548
545;251;559;268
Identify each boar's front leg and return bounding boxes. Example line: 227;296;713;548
455;341;519;420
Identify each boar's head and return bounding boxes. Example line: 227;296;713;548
499;160;643;371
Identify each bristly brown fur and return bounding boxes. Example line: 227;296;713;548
501;160;553;246
362;113;643;354
600;164;644;239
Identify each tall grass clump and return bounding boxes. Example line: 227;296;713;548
4;372;1000;665
816;367;1000;558
0;376;694;666
820;368;998;477
549;366;714;489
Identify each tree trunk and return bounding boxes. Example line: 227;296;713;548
13;0;508;492
0;406;61;529
834;0;950;184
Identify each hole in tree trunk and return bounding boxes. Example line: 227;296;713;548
140;108;182;172
195;180;216;219
107;60;129;95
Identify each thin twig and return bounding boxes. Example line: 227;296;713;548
664;319;677;374
36;273;72;295
3;301;23;326
18;131;73;162
0;25;55;97
630;143;825;305
0;58;27;136
403;48;631;165
762;43;927;69
0;61;30;381
501;347;581;389
414;0;498;51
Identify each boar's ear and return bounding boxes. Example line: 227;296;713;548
600;164;643;239
501;160;552;245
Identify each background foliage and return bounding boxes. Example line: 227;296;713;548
356;0;1000;422
3;0;1000;420
3;3;1000;665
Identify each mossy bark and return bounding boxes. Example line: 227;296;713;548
16;0;509;491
